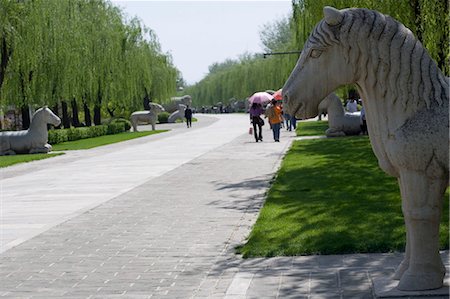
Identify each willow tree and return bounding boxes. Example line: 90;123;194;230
0;0;178;129
291;0;449;75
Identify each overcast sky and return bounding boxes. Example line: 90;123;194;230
111;0;292;85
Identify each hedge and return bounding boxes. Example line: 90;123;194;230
48;122;126;145
158;112;170;123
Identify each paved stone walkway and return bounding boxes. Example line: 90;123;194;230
0;114;448;298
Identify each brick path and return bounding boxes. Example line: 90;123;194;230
0;114;448;298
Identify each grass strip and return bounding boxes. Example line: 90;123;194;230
238;136;449;257
0;153;64;168
52;130;168;151
296;120;328;136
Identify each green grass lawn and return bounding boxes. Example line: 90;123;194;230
0;153;64;168
238;136;449;257
296;120;329;136
52;130;168;151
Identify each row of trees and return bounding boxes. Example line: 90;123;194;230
186;0;448;107
0;0;179;129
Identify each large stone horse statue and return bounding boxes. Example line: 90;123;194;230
130;103;165;132
318;93;361;137
0;106;61;155
283;7;449;291
168;103;186;123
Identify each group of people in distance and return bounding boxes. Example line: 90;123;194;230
249;99;296;143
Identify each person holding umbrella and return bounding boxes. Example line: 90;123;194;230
249;102;264;142
248;91;273;142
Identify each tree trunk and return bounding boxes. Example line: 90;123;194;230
410;0;422;42
21;105;31;130
94;105;101;125
107;108;115;118
0;37;10;90
52;103;61;129
61;101;71;128
94;89;102;125
143;90;151;110
83;102;91;126
438;0;448;75
71;98;81;127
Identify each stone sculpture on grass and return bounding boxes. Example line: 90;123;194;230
318;93;361;137
164;95;192;113
283;6;449;291
0;106;61;155
130;103;165;132
168;104;186;123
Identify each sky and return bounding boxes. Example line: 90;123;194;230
111;0;292;85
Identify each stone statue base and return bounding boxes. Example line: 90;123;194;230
373;276;449;298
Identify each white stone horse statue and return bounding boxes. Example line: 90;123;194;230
168;104;186;123
130;103;165;132
318;93;361;137
283;7;449;291
0;106;61;155
164;95;192;113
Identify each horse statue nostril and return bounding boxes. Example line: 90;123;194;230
283;94;289;104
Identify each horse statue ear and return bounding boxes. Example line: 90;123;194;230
323;6;343;26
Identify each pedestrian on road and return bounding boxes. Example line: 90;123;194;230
346;99;358;113
284;112;291;131
360;105;368;135
267;99;283;142
249;103;264;142
185;105;193;128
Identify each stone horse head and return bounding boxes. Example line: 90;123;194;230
149;103;165;114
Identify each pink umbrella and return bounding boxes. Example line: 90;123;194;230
273;89;283;100
248;92;274;105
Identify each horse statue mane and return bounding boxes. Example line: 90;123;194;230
283;6;449;291
0;106;61;155
130;103;165;132
318;93;361;137
307;7;448;114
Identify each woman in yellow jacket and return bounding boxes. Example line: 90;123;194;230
267;99;283;142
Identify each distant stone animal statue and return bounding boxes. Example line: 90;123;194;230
130;103;165;131
168;104;186;123
0;106;61;155
231;100;247;113
163;95;192;113
283;6;449;291
318;93;361;137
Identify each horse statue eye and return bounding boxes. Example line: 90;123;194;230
310;49;323;58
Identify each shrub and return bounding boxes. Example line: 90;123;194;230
107;122;125;135
48;129;68;144
48;123;127;145
110;118;131;131
158;112;170;123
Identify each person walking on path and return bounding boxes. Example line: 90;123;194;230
185;105;193;128
284;112;291;131
267;99;283;142
290;115;297;131
249;103;264;142
346;99;358;113
360;105;367;135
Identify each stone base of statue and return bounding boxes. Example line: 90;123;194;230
373;276;449;298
